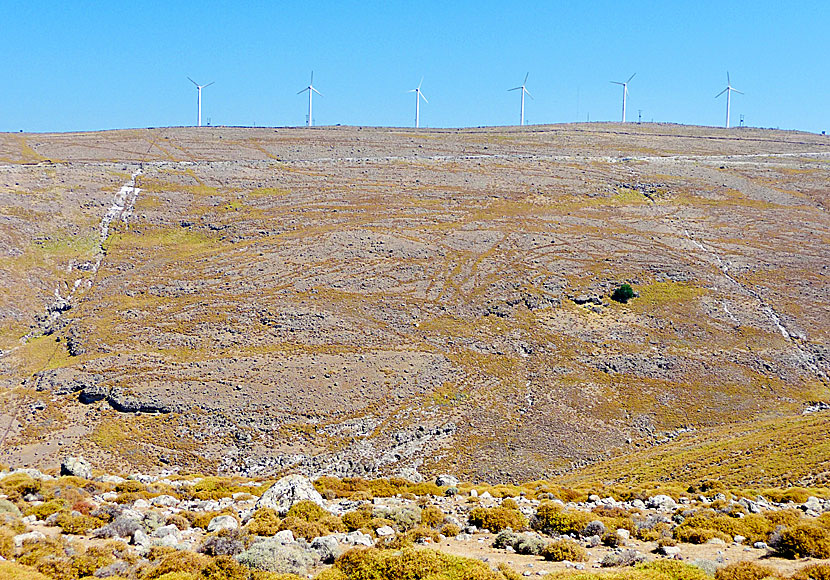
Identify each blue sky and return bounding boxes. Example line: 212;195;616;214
1;1;827;133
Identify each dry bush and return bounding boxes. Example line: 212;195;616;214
278;516;326;541
0;474;41;501
773;524;830;559
714;562;778;580
286;500;327;522
334;547;500;580
468;506;526;532
144;550;211;579
421;506;445;528
236;537;320;575
441;523;461;537
532;502;589;535
793;564;830;580
542;538;588;562
246;507;282;536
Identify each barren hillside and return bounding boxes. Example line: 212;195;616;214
1;123;828;484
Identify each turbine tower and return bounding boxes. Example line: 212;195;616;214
297;71;322;127
610;73;636;123
409;78;428;128
187;77;214;127
716;72;743;128
508;73;533;126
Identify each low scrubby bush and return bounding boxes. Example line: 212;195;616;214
714;562;778;580
246;507;282;536
772;523;830;559
533;502;589;535
793;564;830;580
421;506;445;528
468;507;526;532
334;547;500;580
236;537;320;575
287;500;327;522
373;505;422;532
541;538;588;562
441;523;461;537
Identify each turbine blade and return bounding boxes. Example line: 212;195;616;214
727;71;731;85
715;87;728;98
187;77;198;86
311;71;314;84
418;76;424;90
732;89;744;95
204;81;215;88
627;73;636;83
610;81;623;85
508;86;522;91
419;92;428;103
312;87;322;96
523;72;529;85
525;88;534;99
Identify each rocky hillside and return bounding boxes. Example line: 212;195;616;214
0;124;828;482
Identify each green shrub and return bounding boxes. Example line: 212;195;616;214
533;502;589;535
25;499;65;520
640;560;712;580
0;498;21;517
714;562;778;580
468;507;526;532
774;524;830;559
441;523;461;537
372;506;421;532
342;509;372;532
54;511;105;535
542;538;588;562
611;283;635;303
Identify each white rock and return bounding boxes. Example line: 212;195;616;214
207;515;239;533
151;495;179;507
153;524;181;539
275;529;295;544
14;531;45;548
647;495;677;511
132;528;151;546
480;491;492;500
436;474;459;487
100;475;126;484
132;499;150;510
376;525;395;537
616;529;630;540
101;492;118;502
470;489;479;498
60;456;93;480
256;474;324;515
345;530;374;546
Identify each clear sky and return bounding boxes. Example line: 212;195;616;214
1;1;828;133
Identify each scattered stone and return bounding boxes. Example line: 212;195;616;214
13;531;45;548
436;474;459;487
311;535;341;563
647;495;677;511
376;526;395;537
274;529;295;544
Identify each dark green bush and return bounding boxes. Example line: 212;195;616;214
611;283;636;303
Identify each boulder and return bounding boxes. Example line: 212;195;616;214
375;525;395;537
311;535;342;563
61;456;93;480
646;495;677;511
152;524;181;539
207;515;239;533
256;474;325;515
436;474;459;487
275;529;295;544
345;531;374;546
14;531;45;548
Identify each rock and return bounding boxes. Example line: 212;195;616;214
151;495;179;507
706;538;726;546
275;530;295;544
255;474;325;515
61;456;93;480
802;497;822;513
156;534;181;548
436;474;459;487
616;529;630;541
7;468;53;481
14;531;45;548
345;531;374;546
132;498;150;510
480;491;492;500
132;528;151;547
646;495;677;511
375;525;395;537
93;561;129;578
753;542;769;550
152;524;180;539
659;546;681;556
311;535;342;563
589;494;601;502
396;468;424;483
207;515;239;533
470;489;479;498
456;533;471;541
733;535;746;544
631;499;646;510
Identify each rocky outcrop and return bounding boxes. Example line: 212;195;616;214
255;474;325;515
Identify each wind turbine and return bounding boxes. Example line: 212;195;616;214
508;73;533;126
297;71;322;127
610;73;636;123
187;77;214;127
716;72;743;128
408;78;428;128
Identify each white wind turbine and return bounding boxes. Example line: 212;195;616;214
610;73;636;123
187;77;214;127
508;73;533;126
716;72;743;128
409;78;428;128
297;71;322;127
